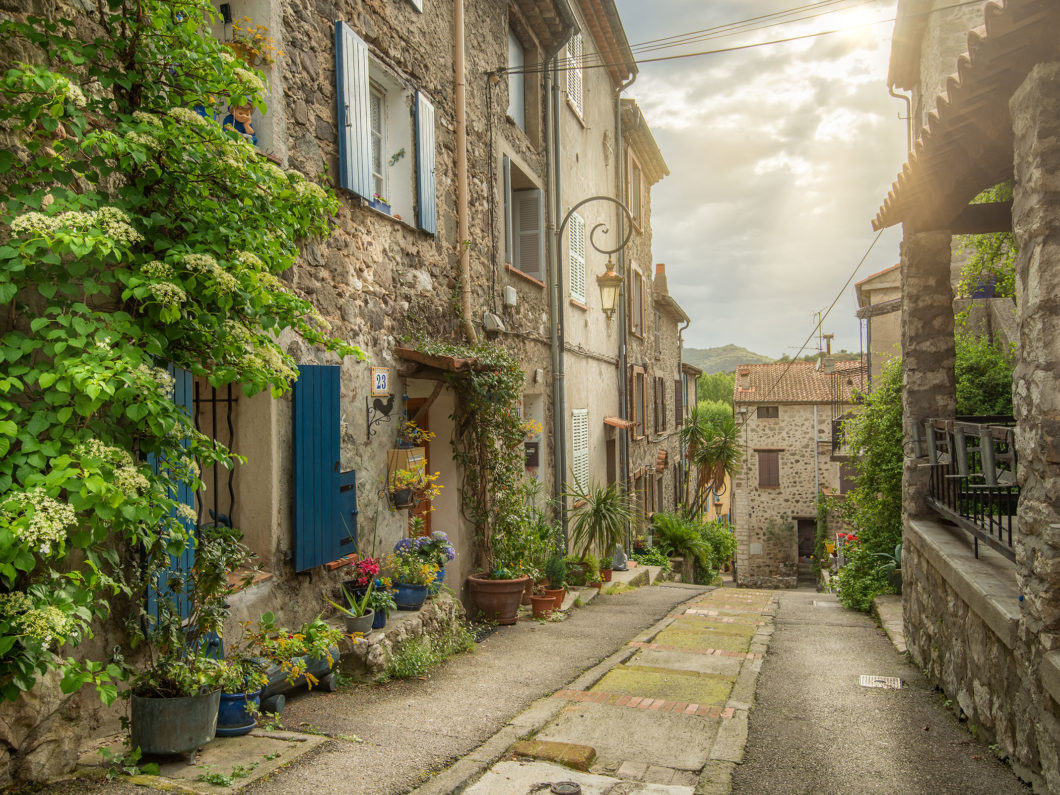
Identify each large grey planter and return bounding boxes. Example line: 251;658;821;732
130;690;220;758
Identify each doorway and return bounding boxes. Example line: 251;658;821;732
406;398;431;534
796;518;816;559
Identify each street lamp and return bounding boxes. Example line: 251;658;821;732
596;257;623;320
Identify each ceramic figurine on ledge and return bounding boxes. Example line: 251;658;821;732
223;102;257;146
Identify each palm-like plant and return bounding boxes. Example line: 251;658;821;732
565;479;634;561
652;512;711;565
680;406;742;512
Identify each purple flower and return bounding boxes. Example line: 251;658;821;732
414;537;431;549
394;538;413;552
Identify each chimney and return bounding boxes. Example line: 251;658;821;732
738;367;751;390
654;263;668;294
822;333;833;355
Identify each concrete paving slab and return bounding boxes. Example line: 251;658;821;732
695;760;735;795
535;702;720;771
652;627;750;653
873;593;907;654
667;616;757;638
592;665;734;705
708;712;748;763
465;760;619;794
627;647;743;678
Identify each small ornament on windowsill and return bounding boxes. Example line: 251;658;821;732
369;193;391;215
223;102;257;146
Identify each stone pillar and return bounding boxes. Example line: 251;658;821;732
1010;62;1060;653
899;229;956;518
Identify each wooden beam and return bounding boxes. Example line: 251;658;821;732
856;298;901;319
948;201;1013;234
410;381;444;426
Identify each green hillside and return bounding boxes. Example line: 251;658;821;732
682;345;773;374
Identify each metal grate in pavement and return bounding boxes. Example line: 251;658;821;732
859;675;902;689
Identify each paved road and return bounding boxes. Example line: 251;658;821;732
732;585;1029;795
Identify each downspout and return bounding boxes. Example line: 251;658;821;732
813;404;820;500
889;85;912;155
548;54;568;543
615;73;635;546
454;0;476;344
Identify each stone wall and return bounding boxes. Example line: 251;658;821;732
732;402;846;588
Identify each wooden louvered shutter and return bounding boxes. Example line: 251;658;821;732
566;34;583;116
569;211;586;303
415;91;437;235
514;189;544;280
293;365;343;571
334;21;371;199
571;409;589;490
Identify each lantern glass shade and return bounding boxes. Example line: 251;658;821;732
597;260;623;319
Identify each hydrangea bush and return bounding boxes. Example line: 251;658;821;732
0;1;361;704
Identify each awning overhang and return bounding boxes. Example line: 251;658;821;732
604;416;635;429
872;0;1058;233
394;346;480;378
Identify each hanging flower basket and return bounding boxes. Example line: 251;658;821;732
391;488;415;509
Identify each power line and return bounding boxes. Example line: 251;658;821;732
766;228;885;396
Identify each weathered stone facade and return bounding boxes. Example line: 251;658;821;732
731;362;865;588
878;2;1060;789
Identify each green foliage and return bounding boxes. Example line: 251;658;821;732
833;545;891;612
383;616;475;680
695;399;732;429
696;372;734;406
813;494;829;574
652;512;711;565
0;1;359;702
681;406;741;504
544;554;567;588
957;183;1016;299
565;480;633;561
630;546;671;573
954;326;1013;416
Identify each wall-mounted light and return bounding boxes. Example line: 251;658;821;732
596;257;623;320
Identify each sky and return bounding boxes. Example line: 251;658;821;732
612;0;908;359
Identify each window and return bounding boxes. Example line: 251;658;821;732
674;378;683;428
503;156;544;280
571;408;589;489
335;22;437;234
633;471;646;527
839;461;856;494
568;211;586;304
672;462;680;507
628;154;643;227
653;376;665;434
757;406;779;419
654;309;661;356
645;475;654;519
757;451;780;488
369;84;386;200
507;29;525;129
566;33;583;117
606;438;617;485
655;474;663;513
631;366;645;438
630;267;644;336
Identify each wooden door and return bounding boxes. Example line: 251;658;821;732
406;398;431;534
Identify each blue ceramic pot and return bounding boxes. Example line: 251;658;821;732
216;689;261;737
394;582;428;611
372;608;387;629
429;567;445;595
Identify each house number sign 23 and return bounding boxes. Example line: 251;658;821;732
371;367;391;397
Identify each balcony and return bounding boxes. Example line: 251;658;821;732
917;416;1017;562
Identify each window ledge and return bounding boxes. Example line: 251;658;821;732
227;568;274;593
507;264;545;288
360;200;418;231
566;96;587;127
569;298;589;311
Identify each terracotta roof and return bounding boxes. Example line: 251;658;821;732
733;360;866;405
854;263;899;288
873;0;1059;231
621;99;669;184
575;0;636;87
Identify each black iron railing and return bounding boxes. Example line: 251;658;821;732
920;416;1017;562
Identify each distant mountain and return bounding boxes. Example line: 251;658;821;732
682;345;773;374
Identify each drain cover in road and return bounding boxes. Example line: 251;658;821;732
859;675;901;689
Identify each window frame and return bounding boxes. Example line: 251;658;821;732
627;149;643;229
507;28;526;129
630;266;644;338
368;82;387;202
757;405;779;419
757;450;781;488
631;366;646;439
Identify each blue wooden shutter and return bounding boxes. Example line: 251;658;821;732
335;21;371;198
414;90;437;235
293;365;343;571
147;365;196;620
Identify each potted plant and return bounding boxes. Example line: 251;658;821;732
543;554;567;611
530;587;554;619
874;542;903;594
225;19;280;68
370;192;391;214
391;538;440;610
214;657;268;738
343;556;382;598
327;581;375;635
127;524;253;757
566;480;633;580
408;520;456;593
389;468;442;510
397;419;434;449
366;579;397;629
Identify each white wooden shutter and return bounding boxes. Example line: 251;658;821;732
334;21;371;198
415;91;437;235
569;211;586;303
508;30;525;129
503;155;512;264
571;408;589;490
566;34;583;117
514;189;543;280
408;0;423;12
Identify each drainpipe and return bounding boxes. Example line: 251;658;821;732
548;55;568;543
889;85;912;155
615;75;635;546
454;0;476;344
813;404;820;500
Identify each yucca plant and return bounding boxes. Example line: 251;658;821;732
565;479;634;561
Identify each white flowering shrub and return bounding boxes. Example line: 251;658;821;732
0;1;364;705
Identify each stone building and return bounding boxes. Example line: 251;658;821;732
0;0;693;783
730;360;865;588
873;0;1060;788
854;263;901;387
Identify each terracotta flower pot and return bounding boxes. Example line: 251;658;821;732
530;594;554;619
544;587;566;611
600;568;613;583
467;574;529;626
521;577;534;606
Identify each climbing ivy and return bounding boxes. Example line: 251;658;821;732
0;2;360;703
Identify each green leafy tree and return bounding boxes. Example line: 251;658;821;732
0;2;360;704
680;405;741;513
957;183;1016;299
696;371;734;406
